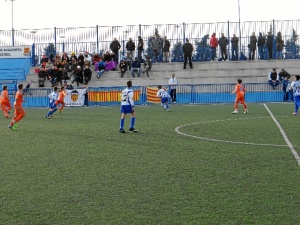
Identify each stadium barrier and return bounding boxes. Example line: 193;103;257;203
8;83;286;108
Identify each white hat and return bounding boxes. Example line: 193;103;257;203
77;66;81;69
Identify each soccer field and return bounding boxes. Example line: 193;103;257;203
1;103;300;225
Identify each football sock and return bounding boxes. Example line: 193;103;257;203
130;117;135;128
120;118;125;129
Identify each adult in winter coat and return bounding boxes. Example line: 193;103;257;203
182;38;193;69
110;38;121;62
276;32;284;59
249;32;258;60
218;33;229;61
210;33;218;60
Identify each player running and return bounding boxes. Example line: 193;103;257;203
55;86;67;114
45;86;59;119
231;79;248;114
157;85;171;111
1;85;12;118
290;75;300;115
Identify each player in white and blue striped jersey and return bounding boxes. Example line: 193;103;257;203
119;80;137;133
290;75;300;115
157;85;171;111
45;86;58;119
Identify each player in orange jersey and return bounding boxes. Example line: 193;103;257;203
8;83;26;130
231;79;248;114
1;85;12;118
55;86;67;113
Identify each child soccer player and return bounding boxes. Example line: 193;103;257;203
55;86;67;113
45;86;58;119
290;75;300;115
119;80;137;133
282;76;292;101
231;79;248;114
157;85;171;111
8;83;26;130
1;85;12;118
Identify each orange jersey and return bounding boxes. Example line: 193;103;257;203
14;90;24;107
57;90;66;102
233;84;246;98
1;90;9;103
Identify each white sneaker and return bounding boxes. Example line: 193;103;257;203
244;110;249;114
231;110;238;114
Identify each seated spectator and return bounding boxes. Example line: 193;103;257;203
70;52;77;62
97;58;106;79
54;54;62;62
71;66;83;87
40;53;49;67
83;65;92;85
268;68;280;90
103;51;117;71
278;68;291;82
61;52;69;64
92;53;101;65
119;58;127;78
45;60;54;79
49;53;55;63
103;51;113;62
56;67;63;86
125;52;133;70
71;59;79;72
142;56;152;77
49;66;58;87
61;59;70;80
38;66;48;87
78;52;85;69
84;52;92;65
131;57;141;78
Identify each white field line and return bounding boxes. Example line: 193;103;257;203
264;104;300;165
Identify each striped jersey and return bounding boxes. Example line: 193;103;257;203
121;88;134;106
291;80;300;96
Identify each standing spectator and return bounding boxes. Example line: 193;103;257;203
8;83;26;130
182;38;193;69
83;65;92;85
97;58;106;79
276;31;284;59
142;56;152;77
162;36;171;62
257;32;266;60
230;34;239;61
266;32;273;59
151;35;162;63
119;57;127;78
110;38;121;62
210;33;218;61
249;32;258;60
218;33;229;61
278;68;291;82
168;73;178;103
137;36;144;62
83;84;89;107
119;80;137;133
126;37;136;59
231;79;248;114
290;75;300;115
268;68;280;90
131;57;141;78
125;52;133;71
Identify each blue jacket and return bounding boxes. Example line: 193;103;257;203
131;60;141;68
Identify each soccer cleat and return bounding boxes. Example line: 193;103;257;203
292;112;298;115
8;125;16;130
5;115;9;118
59;110;62;114
129;128;138;132
231;110;238;114
167;109;170;111
163;105;166;110
13;123;18;128
244;110;249;114
119;129;126;133
45;116;51;119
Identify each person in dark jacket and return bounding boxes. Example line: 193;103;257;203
110;38;121;62
119;57;127;78
137;36;144;62
278;68;291;82
162;36;171;62
83;65;92;85
218;33;229;61
249;32;258;60
131;57;141;77
182;38;193;69
276;32;284;59
230;34;239;61
268;68;279;89
126;38;136;59
266;32;273;59
257;32;266;60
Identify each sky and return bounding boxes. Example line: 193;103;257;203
0;0;299;30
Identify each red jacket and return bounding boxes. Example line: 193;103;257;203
210;34;218;48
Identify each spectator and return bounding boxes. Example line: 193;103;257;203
249;32;258;60
97;58;106;79
56;67;63;87
276;31;284;59
257;32;266;60
40;53;49;67
182;38;193;69
102;51;117;71
84;52;92;67
125;52;133;70
77;53;85;69
168;73;178;103
266;32;273;59
70;52;78;62
282;76;292;101
126;37;136;59
71;59;79;72
162;36;171;63
131;57;141;78
71;66;83;87
83;65;92;85
218;33;229;61
119;57;127;78
278;68;291;82
54;54;61;63
142;56;152;77
151;35;162;63
38;66;48;87
61;59;70;80
92;53;101;66
102;51;112;62
230;34;239;61
137;36;144;62
210;33;218;61
61;52;69;64
49;66;58;87
110;38;121;62
268;68;280;90
45;60;54;79
83;84;89;107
